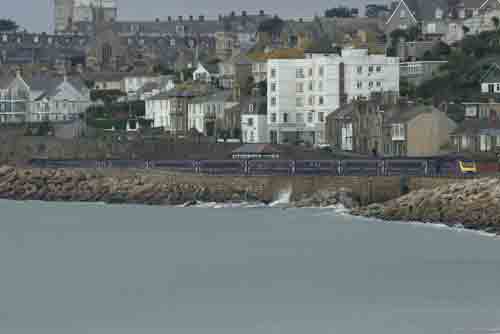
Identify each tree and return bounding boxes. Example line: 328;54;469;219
0;19;18;32
492;16;500;30
324;6;359;18
365;4;390;18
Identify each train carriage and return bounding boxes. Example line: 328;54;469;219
151;160;197;173
106;160;147;169
247;160;293;176
198;160;246;175
294;160;339;176
384;159;428;176
341;160;381;176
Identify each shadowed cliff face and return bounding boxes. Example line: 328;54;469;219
353;177;500;234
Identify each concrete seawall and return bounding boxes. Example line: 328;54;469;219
0;165;466;205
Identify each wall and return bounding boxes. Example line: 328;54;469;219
407;111;456;156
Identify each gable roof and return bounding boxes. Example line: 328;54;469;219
385;104;440;124
386;0;419;24
452;119;500;135
481;63;500;83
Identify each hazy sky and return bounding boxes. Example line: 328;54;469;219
4;0;390;33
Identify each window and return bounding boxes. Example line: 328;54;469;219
392;124;405;139
271;113;277;123
308;96;314;106
435;8;443;19
318;112;324;122
319;66;324;77
283;113;288;123
249;104;254;113
307;112;313;123
296;68;305;79
496;135;500;146
308;81;313;91
427;23;436;34
296;113;304;123
376;81;381;87
376;65;382;72
296;97;304;107
400;9;406;18
248;117;254;126
271;83;276;92
296;83;304;93
369;81;373;89
357;66;362;74
271;97;277;106
399;24;408;30
356;81;362;89
308;68;313;77
368;65;374;73
270;68;276;78
318;96;324;105
318;81;323;91
170;39;176;47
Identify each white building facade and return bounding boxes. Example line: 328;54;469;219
267;49;399;145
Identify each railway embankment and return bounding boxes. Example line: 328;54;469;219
352;177;500;234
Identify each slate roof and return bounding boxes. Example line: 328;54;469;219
385;104;439;124
481;63;500;83
404;0;449;21
451;119;500;135
190;90;230;104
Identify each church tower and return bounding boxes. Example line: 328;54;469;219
54;0;74;33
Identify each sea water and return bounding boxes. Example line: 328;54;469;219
0;200;499;334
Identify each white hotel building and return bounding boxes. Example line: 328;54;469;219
267;48;399;145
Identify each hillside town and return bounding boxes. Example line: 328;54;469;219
2;0;500;162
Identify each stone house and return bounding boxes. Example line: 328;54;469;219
382;104;457;157
326;96;456;157
451;99;500;153
326;93;398;155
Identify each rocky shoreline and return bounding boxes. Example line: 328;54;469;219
0;166;262;206
352;177;500;235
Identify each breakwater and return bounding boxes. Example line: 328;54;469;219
0;165;465;206
353;177;500;234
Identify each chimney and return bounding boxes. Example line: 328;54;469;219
168;16;172;22
299;18;303;23
155;18;160;23
178;16;183;22
218;14;223;21
259;10;265;16
189;15;193;21
231;11;236;17
242;10;247;17
199;15;205;22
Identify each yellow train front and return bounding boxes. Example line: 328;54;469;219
458;160;477;176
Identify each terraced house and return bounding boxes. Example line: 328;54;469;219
0;70;90;124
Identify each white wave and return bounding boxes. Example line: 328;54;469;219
269;186;292;208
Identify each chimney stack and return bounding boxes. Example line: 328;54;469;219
242;10;247;17
218;14;223;21
178;16;183;22
189;15;193;21
199;15;205;22
168;16;172;22
259;10;265;16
